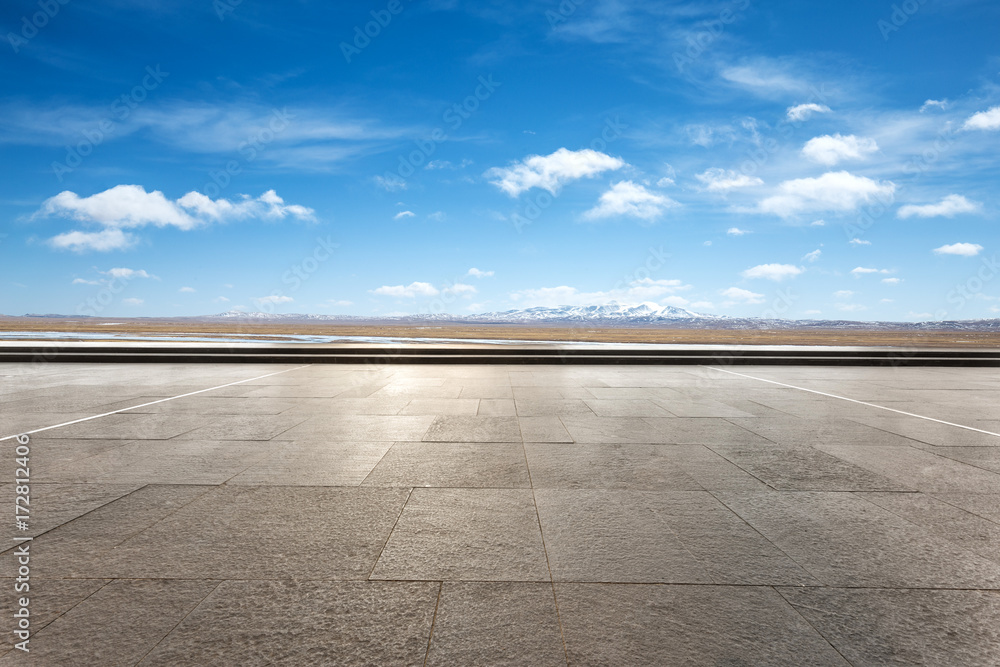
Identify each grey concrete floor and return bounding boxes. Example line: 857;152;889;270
2;362;999;665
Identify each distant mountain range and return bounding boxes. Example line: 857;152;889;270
215;301;714;324
205;302;1000;331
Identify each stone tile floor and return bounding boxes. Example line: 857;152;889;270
1;362;999;665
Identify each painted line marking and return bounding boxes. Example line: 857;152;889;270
0;365;312;441
702;365;1000;438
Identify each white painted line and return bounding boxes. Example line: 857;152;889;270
0;365;312;442
702;365;1000;438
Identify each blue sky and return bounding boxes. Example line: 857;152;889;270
2;0;998;321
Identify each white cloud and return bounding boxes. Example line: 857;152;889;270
372;282;440;298
443;283;477;295
253;295;294;305
48;228;136;252
427;211;446;222
425;159;472;170
628;278;690;299
810;220;826;226
213;296;230;303
801;134;878;166
882;278;902;284
834;290;854;299
485;148;625;197
38;185;314;252
696;168;763;192
121;298;144;306
656;176;675;187
920;99;948;112
582;181;678;221
742;264;804;281
802;249;822;262
72;278;101;285
467;268;494;278
41;185;198;229
103;267;156;280
685;124;736;148
897;194;981;219
373;175;407;191
757;171;895;218
851;267;891;276
394;210;415;220
727;227;750;236
933;242;983;257
509;278;691;308
962;106;1000;131
786;103;831;122
179;286;196;293
849;238;871;246
720;60;809;97
180;189;313;221
720;287;764;304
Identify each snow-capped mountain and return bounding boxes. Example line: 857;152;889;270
215;301;716;324
209;306;1000;331
466;302;717;323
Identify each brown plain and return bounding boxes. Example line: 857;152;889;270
2;316;998;348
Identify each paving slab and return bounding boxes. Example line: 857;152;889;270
534;489;816;585
523;442;704;490
227;440;392;486
778;587;1000;666
370;488;550;581
710;444;909;491
715;490;1000;587
139;581;439;666
362;441;530;488
0;579;219;667
422;416;522;442
425;582;566;666
556;584;848;666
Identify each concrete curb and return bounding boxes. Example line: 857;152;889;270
4;343;999;366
